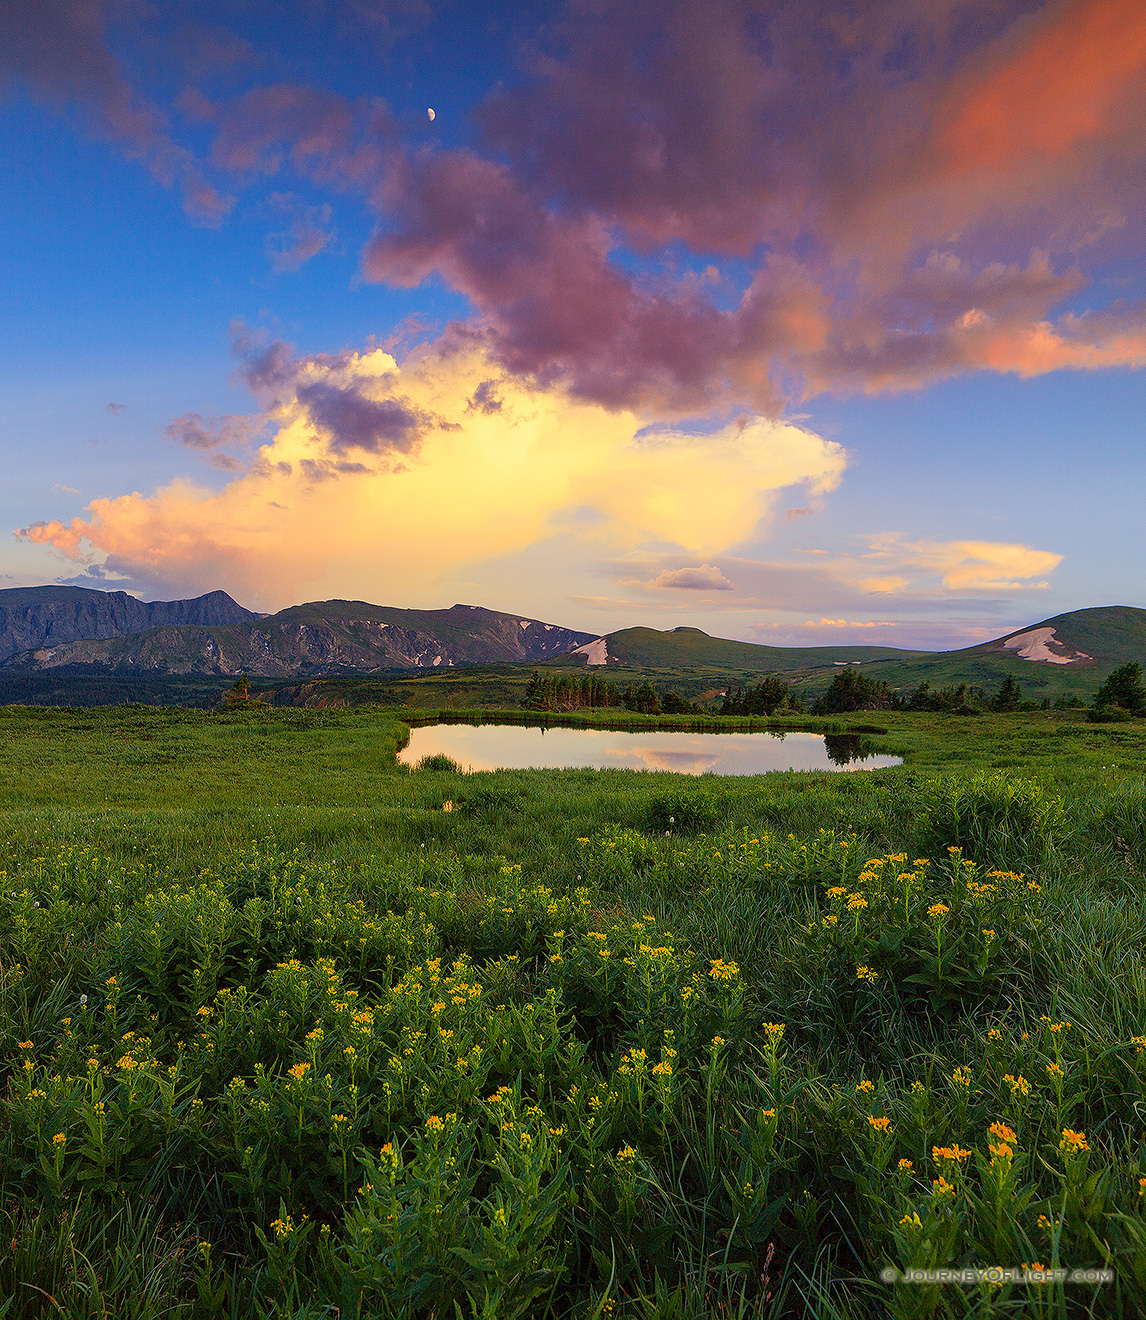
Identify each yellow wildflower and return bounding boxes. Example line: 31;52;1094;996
1060;1128;1088;1156
932;1144;971;1163
708;958;739;982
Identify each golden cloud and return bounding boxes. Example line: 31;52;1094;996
862;535;1063;592
17;342;847;610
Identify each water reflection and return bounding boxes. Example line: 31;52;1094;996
824;733;873;766
609;748;722;774
399;723;901;776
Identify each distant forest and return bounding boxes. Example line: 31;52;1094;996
524;671;704;715
524;665;1130;721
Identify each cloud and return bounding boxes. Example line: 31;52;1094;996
16;339;844;609
798;618;897;630
294;382;431;458
598;531;1065;623
265;194;334;271
10;2;1146;410
0;0;231;223
165;412;261;452
862;535;1063;592
650;564;734;591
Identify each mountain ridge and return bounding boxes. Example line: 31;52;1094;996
1;598;594;677
0;586;260;663
2;587;1143;698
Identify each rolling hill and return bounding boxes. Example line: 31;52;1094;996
561;608;1146;702
2;585;1143;707
567;625;924;672
1;601;594;678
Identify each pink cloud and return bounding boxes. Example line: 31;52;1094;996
9;0;1146;411
0;0;231;224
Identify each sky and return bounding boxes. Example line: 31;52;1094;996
1;0;1144;649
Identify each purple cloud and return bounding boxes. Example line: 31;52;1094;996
295;381;429;456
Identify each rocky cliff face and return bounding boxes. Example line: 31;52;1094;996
0;600;594;677
0;587;261;662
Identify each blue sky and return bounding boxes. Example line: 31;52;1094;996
2;0;1143;647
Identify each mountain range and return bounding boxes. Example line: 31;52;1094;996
0;586;1143;701
0;586;260;663
0;589;593;677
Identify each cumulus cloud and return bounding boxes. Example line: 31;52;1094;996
10;1;1146;409
650;564;734;591
16;340;845;608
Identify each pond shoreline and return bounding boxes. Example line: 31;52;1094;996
396;717;902;775
396;706;891;736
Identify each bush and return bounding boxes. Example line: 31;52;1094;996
1093;662;1146;715
644;790;722;833
416;753;464;773
813;669;895;714
1087;705;1133;724
918;772;1068;869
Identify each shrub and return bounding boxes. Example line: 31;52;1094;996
1093;662;1146;715
813;669;895;714
416;753;464;773
1087;705;1133;724
644;790;722;833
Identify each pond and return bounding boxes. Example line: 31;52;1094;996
399;723;902;776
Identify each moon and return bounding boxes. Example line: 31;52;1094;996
427;108;435;121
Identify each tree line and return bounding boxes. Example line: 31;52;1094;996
806;662;1145;717
524;661;1146;720
524;671;705;715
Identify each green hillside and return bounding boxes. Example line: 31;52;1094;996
559;607;1146;703
974;606;1146;665
577;625;923;671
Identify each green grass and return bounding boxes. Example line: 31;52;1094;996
2;704;1146;1317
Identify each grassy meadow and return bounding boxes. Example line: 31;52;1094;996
2;702;1146;1317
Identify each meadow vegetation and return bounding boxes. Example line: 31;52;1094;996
2;703;1146;1317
